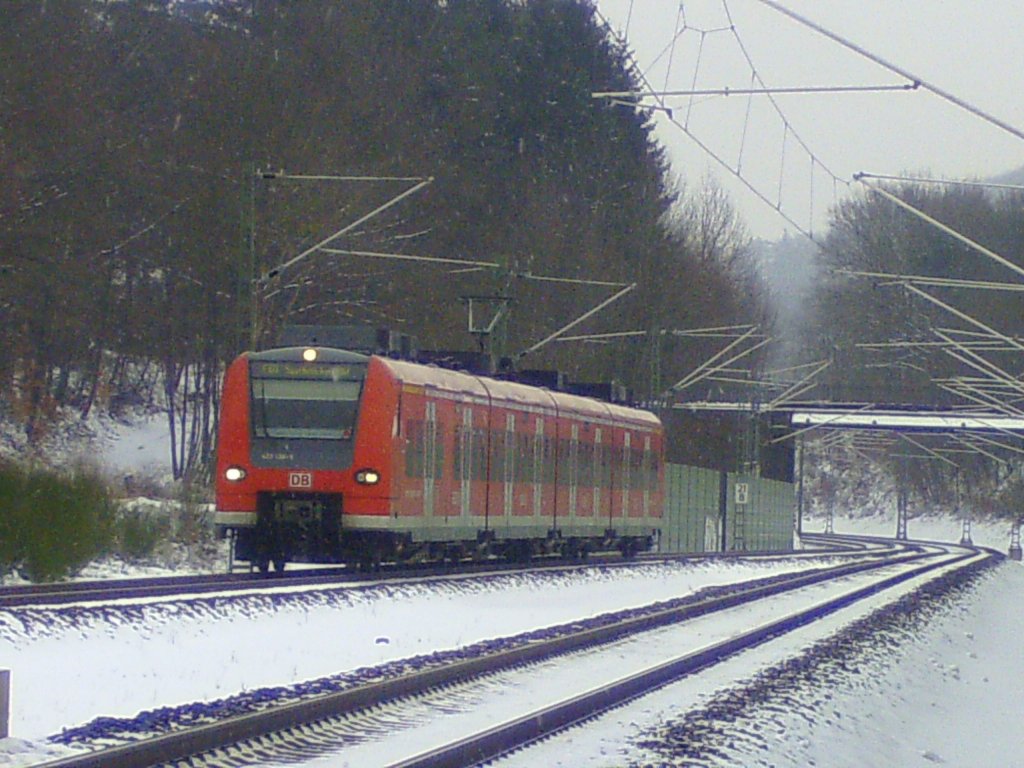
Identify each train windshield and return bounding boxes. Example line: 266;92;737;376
250;362;366;440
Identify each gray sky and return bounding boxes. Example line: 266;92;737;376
597;0;1024;239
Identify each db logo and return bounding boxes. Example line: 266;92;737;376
288;472;313;489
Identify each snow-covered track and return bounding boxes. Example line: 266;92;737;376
32;540;993;768
0;539;883;609
0;570;352;608
402;544;993;768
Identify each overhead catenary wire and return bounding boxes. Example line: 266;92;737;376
593;6;830;242
840;269;1024;293
319;249;500;270
932;330;1024;398
596;1;860;242
592;83;920;100
259;177;434;283
905;283;1024;356
754;0;1024;144
854;172;1024;192
857;179;1024;284
898;433;960;468
516;283;637;361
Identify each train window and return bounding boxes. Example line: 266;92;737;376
250;376;363;440
568;426;578;490
503;414;517;484
533;429;544;487
579;441;594;488
454;425;464;482
490;429;505;482
606;438;622;487
543;436;556;484
517;432;530;483
428;414;444;481
474;427;488;480
404;418;444;480
644;443;658;492
406;420;425;478
456;423;480;484
632;448;644;489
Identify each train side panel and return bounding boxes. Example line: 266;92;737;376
214;355;257;524
344;357;400;518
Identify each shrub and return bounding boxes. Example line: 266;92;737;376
0;460;24;577
0;461;117;582
174;478;213;546
115;505;171;560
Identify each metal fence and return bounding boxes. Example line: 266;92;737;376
661;464;795;553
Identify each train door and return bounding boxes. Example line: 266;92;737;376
641;433;652;518
594;427;607;525
617;431;631;524
512;414;531;519
458;407;472;518
424;399;437;518
398;385;425;519
533;418;545;519
568;422;579;519
503;411;516;523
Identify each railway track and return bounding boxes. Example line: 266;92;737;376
0;536;882;609
31;536;993;768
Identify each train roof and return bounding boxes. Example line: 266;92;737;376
373;356;660;428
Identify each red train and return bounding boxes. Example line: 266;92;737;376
214;344;664;572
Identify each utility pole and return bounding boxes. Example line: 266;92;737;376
796;433;804;537
246;162;258;351
957;469;972;545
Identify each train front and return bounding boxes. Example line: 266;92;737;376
214;346;375;572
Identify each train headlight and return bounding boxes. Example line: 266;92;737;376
355;469;381;485
303;348;318;362
224;466;247;482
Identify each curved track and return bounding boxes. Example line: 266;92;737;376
0;537;888;609
30;536;995;768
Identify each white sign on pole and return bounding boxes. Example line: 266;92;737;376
735;482;750;505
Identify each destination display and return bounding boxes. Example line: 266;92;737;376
250;362;366;381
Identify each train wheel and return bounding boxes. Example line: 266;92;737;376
256;556;271;575
357;554;381;573
566;539;584;561
505;541;532;564
273;558;287;575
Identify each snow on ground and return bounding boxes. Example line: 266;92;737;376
806;508;1014;554
0;534;1018;767
0;558;833;743
767;564;1024;768
503;553;1020;768
94;413;173;481
302;554;989;768
1;409;171;482
2;414;1021;766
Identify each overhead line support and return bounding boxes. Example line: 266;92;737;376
755;0;1024;143
857;181;1024;283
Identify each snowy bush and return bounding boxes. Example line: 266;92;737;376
115;504;172;560
0;460;117;582
114;487;218;567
